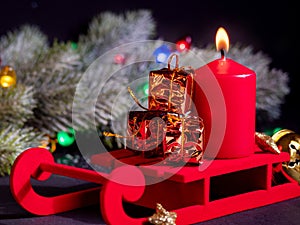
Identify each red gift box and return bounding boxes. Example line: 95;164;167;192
126;110;204;163
126;110;180;158
148;54;194;114
165;114;205;164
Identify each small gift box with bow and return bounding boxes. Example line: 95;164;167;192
126;110;204;164
148;54;194;114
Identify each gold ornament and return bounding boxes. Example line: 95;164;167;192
0;65;17;88
272;129;300;183
148;203;177;225
255;132;281;154
39;135;58;152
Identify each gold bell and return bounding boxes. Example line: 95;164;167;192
272;129;300;183
0;65;17;88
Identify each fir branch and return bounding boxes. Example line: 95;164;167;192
78;9;156;66
0;125;46;176
0;84;36;128
24;41;83;135
72;41;162;133
0;24;49;74
256;68;289;120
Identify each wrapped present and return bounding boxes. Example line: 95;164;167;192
126;110;204;164
126;110;180;158
148;54;194;114
165;113;205;164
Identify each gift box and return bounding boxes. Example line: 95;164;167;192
126;110;204;163
148;54;194;114
165;113;205;164
126;110;180;158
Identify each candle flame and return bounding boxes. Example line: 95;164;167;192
215;27;229;53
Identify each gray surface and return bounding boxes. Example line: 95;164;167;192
1;175;300;224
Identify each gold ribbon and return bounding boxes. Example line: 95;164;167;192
167;53;194;112
103;117;141;139
103;87;148;138
127;86;148;110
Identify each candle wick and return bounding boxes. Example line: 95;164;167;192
220;49;226;60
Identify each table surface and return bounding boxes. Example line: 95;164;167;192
1;174;300;225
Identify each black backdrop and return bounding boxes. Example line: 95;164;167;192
1;0;298;132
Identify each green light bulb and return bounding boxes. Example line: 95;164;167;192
57;128;75;147
70;42;78;50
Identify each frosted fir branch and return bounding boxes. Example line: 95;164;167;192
0;10;158;135
24;41;83;135
0;25;48;73
71;10;157;131
72;41;163;133
0;26;83;134
0;125;46;176
256;68;289;120
22;41;82;86
0;84;36;128
78;9;156;66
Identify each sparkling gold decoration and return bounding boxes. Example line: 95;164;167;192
148;203;177;225
127;86;148;110
0;65;17;88
39;135;58;152
272;129;300;183
255;132;281;154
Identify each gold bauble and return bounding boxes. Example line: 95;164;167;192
0;65;17;88
272;129;300;155
272;129;300;183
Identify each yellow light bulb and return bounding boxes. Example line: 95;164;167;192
0;65;17;88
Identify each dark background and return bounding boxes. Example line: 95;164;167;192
0;0;298;132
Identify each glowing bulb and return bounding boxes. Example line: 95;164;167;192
153;44;171;63
57;128;75;147
0;65;17;88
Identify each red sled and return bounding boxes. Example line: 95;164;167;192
10;146;300;225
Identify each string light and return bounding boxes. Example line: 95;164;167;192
0;65;17;88
176;36;192;52
114;54;126;64
153;44;171;63
57;128;76;147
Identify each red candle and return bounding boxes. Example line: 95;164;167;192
193;27;256;159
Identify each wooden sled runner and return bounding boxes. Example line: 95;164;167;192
10;146;300;225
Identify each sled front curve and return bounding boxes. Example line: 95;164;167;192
9;147;151;224
10;147;106;215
